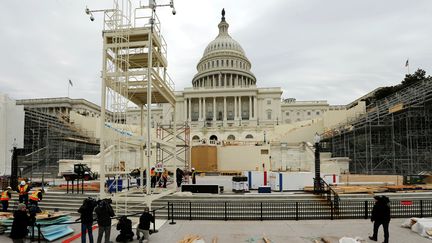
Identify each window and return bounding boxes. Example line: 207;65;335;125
307;111;311;116
267;100;271;105
297;112;300;115
261;149;269;155
192;135;200;141
285;112;289;116
266;110;272;120
316;111;320;115
227;135;235;140
245;134;254;139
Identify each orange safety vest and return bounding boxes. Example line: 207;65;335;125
150;170;156;176
18;185;28;195
29;191;40;201
0;191;9;201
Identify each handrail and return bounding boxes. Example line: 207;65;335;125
320;178;340;209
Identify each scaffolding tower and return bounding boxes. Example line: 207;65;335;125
322;79;432;175
19;109;99;179
95;0;177;212
156;123;190;170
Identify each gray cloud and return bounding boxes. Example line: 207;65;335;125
1;0;431;105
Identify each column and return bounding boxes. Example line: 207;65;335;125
203;98;206;121
198;98;202;121
249;96;252;120
238;96;242;120
253;96;257;119
223;97;227;121
188;98;191;122
213;97;216;121
234;96;237;120
184;99;187;121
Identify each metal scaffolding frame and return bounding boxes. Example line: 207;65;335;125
93;0;177;213
19;109;99;179
156;123;190;171
322;79;432;175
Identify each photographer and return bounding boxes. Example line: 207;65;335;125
95;199;115;243
115;216;134;242
78;197;97;243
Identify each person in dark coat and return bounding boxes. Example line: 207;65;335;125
369;195;391;243
191;168;197;184
115;216;134;242
78;197;97;243
10;203;31;243
95;199;115;243
136;207;154;243
176;168;184;188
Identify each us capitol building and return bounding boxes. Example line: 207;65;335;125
127;10;345;143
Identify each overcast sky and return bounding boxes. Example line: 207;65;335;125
1;0;431;105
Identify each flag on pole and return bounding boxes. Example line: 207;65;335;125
69;79;73;87
405;59;409;67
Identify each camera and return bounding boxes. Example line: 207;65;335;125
172;8;176;15
90;16;95;21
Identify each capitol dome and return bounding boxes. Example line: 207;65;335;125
192;9;256;88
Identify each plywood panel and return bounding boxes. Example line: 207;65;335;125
340;174;403;186
191;145;217;172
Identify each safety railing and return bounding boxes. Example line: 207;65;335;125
166;200;432;222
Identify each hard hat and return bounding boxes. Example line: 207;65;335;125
191;167;195;170
6;186;11;190
20;181;26;186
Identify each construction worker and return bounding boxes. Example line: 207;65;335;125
1;187;12;212
17;181;30;206
150;167;156;188
162;169;169;188
29;189;43;207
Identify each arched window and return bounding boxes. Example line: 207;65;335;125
245;134;254;139
266;109;272;120
209;135;218;141
227;135;235;140
192;135;200;141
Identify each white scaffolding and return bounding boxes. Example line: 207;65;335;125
92;0;177;213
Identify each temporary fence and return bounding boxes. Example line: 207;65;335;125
166;199;432;222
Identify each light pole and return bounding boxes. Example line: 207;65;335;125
313;132;322;194
139;0;176;195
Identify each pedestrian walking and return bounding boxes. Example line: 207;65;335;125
369;195;390;243
115;216;134;242
136;207;154;243
176;168;184;188
191;168;197;185
17;181;30;206
78;197;97;243
1;187;12;212
10;204;31;243
95;199;115;243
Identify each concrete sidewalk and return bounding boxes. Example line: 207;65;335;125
1;218;427;243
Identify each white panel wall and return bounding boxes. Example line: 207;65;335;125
0;94;24;176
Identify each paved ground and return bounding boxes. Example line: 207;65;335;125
1;218;430;243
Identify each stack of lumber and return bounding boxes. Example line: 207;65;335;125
384;185;423;192
0;211;73;242
178;235;203;243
